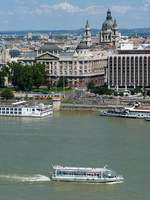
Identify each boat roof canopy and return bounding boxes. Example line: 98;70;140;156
52;165;110;172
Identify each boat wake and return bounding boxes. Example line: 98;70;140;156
106;181;124;185
0;174;50;183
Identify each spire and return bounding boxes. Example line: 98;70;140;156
83;20;92;47
113;19;118;29
85;20;90;29
106;9;112;20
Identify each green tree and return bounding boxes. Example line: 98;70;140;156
1;88;14;99
0;65;11;87
147;90;150;96
57;77;68;88
8;62;33;91
87;81;95;91
32;64;46;88
91;85;113;95
22;65;33;91
0;71;5;87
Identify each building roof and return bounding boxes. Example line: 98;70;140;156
20;51;37;58
76;41;89;50
117;50;150;54
40;42;62;52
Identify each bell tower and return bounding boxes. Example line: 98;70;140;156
83;20;92;47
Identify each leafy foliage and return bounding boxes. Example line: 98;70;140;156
0;88;14;99
0;71;5;87
32;64;46;88
57;77;68;88
90;85;113;95
87;81;95;91
6;62;47;91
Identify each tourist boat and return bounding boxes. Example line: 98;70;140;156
50;165;124;183
0;101;53;117
101;104;150;119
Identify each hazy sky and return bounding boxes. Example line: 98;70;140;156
0;0;150;30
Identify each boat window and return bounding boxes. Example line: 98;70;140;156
103;170;117;178
97;173;101;177
56;170;104;177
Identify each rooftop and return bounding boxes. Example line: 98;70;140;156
40;42;62;52
118;50;150;54
53;165;110;172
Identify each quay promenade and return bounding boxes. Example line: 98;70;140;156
60;103;125;111
61;95;150;111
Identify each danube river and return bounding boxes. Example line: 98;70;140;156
0;111;149;200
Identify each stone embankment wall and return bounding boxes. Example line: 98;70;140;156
60;103;125;111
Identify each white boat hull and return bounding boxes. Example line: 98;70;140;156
51;175;124;183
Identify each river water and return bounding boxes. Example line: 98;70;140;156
0;111;149;200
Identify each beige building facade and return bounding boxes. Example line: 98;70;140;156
35;47;107;88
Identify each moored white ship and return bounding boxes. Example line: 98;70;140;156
0;101;53;117
50;165;124;183
101;104;150;119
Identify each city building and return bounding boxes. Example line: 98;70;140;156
35;45;106;88
0;47;11;66
107;50;150;90
18;21;107;88
100;9;121;47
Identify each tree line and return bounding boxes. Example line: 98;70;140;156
0;62;69;92
0;62;47;91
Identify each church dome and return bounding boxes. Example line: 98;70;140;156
76;41;89;50
102;20;114;31
102;9;114;31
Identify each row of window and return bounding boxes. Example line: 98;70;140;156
0;111;22;115
109;57;150;61
0;107;22;111
57;171;101;177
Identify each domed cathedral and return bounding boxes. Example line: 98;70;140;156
99;9;121;47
